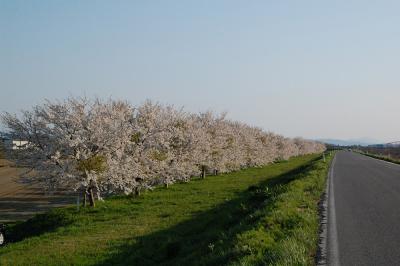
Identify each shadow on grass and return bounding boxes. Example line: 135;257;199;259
5;208;77;242
0;185;76;241
96;157;320;266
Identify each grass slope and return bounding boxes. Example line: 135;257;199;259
357;151;400;164
0;153;331;265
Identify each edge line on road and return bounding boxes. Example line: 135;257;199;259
328;155;340;266
360;153;400;169
317;154;339;266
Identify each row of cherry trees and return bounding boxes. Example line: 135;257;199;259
1;97;325;206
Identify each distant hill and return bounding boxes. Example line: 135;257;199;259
385;141;400;147
368;141;400;148
317;138;382;147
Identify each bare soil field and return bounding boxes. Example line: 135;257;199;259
0;159;75;222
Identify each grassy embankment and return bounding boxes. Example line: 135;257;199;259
357;150;400;164
0;153;332;265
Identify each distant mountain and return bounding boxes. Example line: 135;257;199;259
369;141;400;148
386;141;400;147
317;138;382;147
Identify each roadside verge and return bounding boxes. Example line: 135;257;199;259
317;152;339;266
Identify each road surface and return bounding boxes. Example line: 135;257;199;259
328;151;400;265
0;159;75;222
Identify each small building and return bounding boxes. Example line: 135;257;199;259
8;140;30;150
0;133;29;150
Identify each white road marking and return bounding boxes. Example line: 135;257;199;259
328;155;340;266
367;156;400;169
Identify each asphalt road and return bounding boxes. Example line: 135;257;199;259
329;151;400;265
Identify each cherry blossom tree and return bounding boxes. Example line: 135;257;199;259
1;97;134;206
1;97;325;207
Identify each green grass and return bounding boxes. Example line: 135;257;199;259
0;153;331;265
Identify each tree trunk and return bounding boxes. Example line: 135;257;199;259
134;187;141;196
214;169;219;175
201;166;206;179
88;187;96;207
94;182;103;201
83;190;87;207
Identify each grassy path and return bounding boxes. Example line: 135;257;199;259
0;153;329;265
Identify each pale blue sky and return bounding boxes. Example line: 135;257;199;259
1;1;400;142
